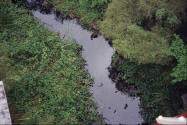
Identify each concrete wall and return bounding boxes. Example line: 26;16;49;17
0;81;12;124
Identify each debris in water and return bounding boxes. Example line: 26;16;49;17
98;83;104;87
100;106;104;109
113;109;116;113
124;104;128;109
90;30;99;40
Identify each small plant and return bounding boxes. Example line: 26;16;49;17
156;8;166;19
167;16;180;29
166;34;187;83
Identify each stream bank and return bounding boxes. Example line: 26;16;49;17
23;0;143;124
12;0;187;124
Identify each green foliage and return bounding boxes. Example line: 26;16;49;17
112;24;169;64
79;0;110;8
166;35;187;83
111;54;182;123
102;0;186;122
0;1;100;124
167;16;180;28
99;0;186;64
47;0;111;27
156;8;166;19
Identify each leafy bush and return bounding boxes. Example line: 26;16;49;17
166;35;187;83
99;0;186;64
0;1;100;124
112;24;169;64
110;54;183;123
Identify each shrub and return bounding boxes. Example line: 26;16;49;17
110;54;182;123
99;0;186;64
166;35;187;83
112;25;169;64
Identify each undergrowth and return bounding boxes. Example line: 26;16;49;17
1;0;186;124
100;1;187;122
110;54;184;123
0;1;100;124
46;0;111;28
99;0;187;64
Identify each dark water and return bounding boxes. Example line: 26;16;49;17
26;1;143;123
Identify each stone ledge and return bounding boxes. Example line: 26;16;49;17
0;81;12;125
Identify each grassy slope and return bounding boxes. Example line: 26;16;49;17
0;1;99;124
99;0;186;64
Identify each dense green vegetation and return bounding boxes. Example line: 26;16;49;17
166;35;187;83
110;54;183;123
101;0;187;123
47;0;111;28
99;0;186;64
1;0;186;124
0;1;100;124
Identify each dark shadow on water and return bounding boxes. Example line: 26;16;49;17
108;65;138;97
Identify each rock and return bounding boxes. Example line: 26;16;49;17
90;31;99;40
124;104;128;109
98;83;104;87
113;109;116;113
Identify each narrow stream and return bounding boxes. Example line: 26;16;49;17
26;1;143;123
